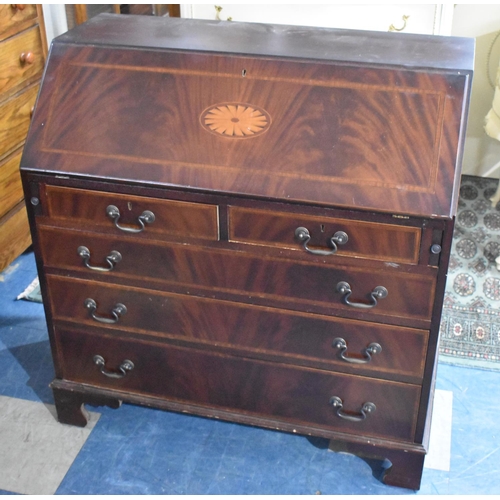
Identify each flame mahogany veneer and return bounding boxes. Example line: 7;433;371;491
21;14;474;490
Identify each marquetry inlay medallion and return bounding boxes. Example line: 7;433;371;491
200;103;271;138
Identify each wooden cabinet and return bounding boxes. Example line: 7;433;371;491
0;4;46;271
21;14;473;490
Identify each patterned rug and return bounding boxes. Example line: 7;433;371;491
439;175;500;371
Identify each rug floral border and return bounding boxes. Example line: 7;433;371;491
439;305;500;365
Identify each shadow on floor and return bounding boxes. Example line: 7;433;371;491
8;340;55;405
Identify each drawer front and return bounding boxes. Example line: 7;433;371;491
55;327;421;442
43;185;219;242
0;5;37;41
229;206;421;264
0;83;38;159
46;275;428;383
38;226;436;326
0;148;23;219
0;200;31;272
0;26;44;98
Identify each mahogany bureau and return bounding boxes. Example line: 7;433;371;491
21;15;474;490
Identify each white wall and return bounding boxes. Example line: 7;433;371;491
41;4;68;48
451;5;500;177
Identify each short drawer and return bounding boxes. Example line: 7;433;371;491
54;326;421;442
0;83;38;159
46;275;429;384
38;226;437;327
0;26;44;98
0;5;37;41
229;206;422;264
42;185;219;241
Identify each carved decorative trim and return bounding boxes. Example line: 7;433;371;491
200;103;271;138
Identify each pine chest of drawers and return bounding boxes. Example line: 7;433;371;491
0;4;47;271
21;14;474;490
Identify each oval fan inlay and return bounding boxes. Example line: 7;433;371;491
200;103;271;138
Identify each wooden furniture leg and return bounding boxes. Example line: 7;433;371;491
329;440;426;490
51;383;121;427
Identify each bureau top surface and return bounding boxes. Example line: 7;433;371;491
21;15;474;217
54;14;474;71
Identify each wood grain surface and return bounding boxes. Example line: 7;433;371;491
37;226;437;326
44;185;219;241
0;4;37;42
54;326;421;442
0;200;31;271
228;206;422;264
0;25;44;99
21;23;472;217
18;15;473;490
0;148;23;218
0;83;38;160
46;274;429;384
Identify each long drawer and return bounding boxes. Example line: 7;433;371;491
41;185;219;242
228;206;422;264
46;275;428;383
38;226;437;326
54;326;421;442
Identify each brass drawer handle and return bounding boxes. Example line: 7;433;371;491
77;246;122;272
330;396;376;422
295;227;348;256
93;355;134;379
332;337;382;364
336;281;388;309
106;205;155;233
84;298;127;324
